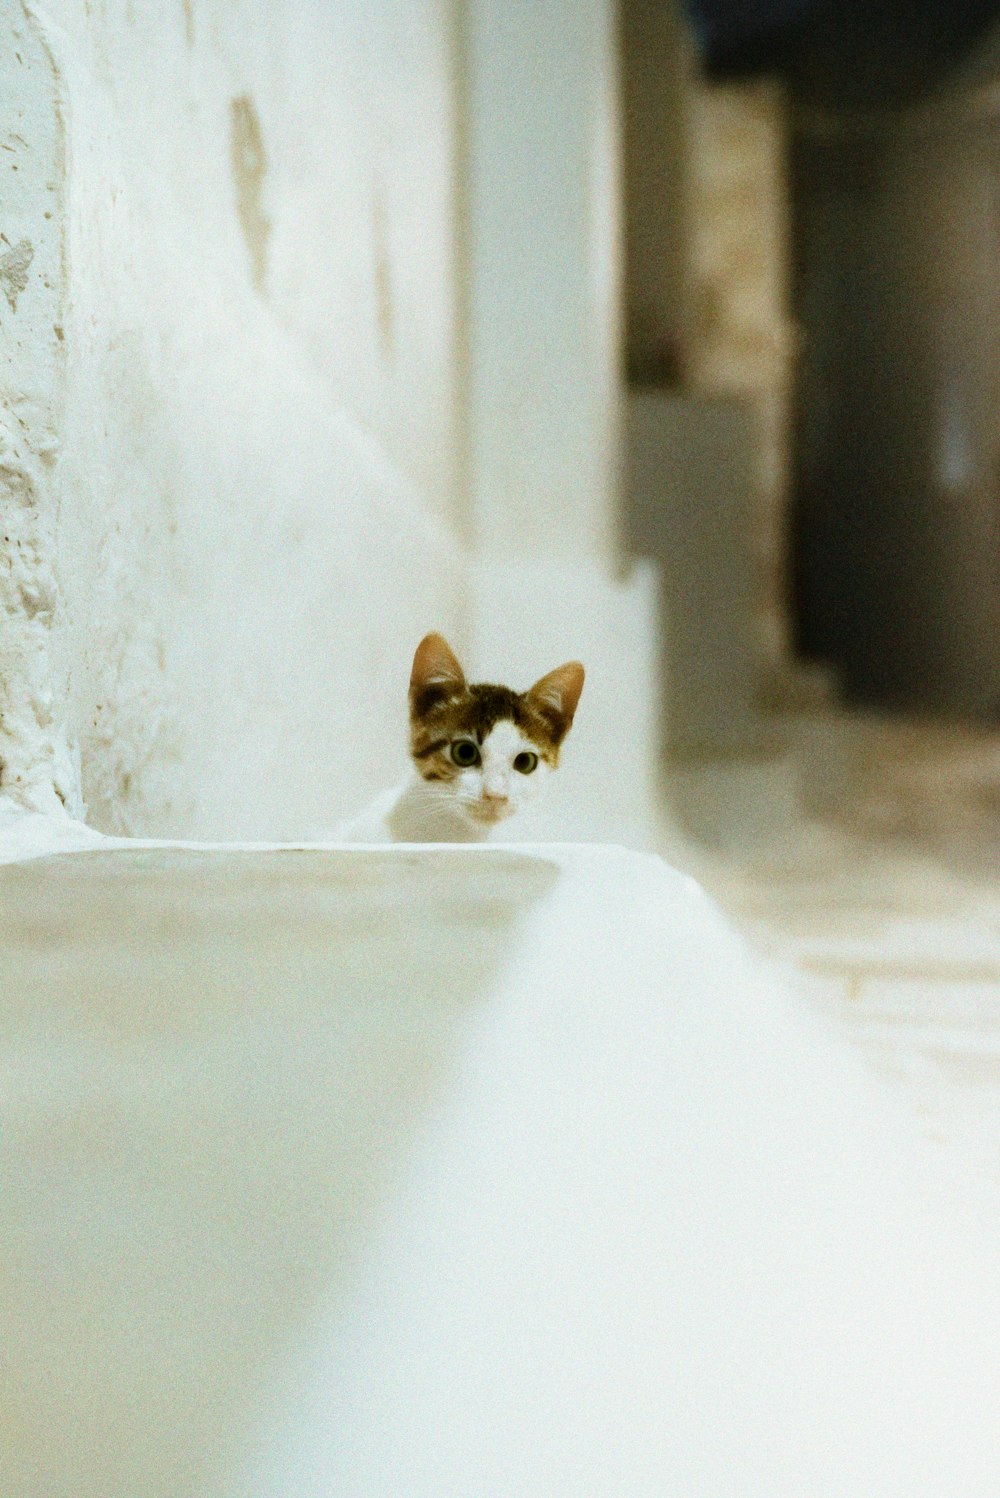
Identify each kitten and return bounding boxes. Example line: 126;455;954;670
339;633;585;842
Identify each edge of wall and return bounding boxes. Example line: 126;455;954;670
470;554;666;848
0;0;74;815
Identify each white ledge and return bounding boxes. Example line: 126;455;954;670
2;820;1000;1494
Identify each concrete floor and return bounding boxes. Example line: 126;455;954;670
683;712;1000;1180
0;844;563;1496
4;747;1000;1493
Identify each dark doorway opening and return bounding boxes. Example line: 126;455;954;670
792;110;1000;717
688;0;1000;718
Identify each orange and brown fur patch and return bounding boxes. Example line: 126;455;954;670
410;683;565;781
407;633;584;785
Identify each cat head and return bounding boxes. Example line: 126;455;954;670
408;632;585;830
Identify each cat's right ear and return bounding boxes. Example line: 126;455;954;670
410;632;466;716
524;660;585;743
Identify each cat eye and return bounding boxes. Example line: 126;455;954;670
513;751;538;774
450;739;481;767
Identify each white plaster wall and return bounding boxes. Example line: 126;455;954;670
255;0;465;529
463;0;622;563
461;0;667;846
1;0;667;846
470;556;666;848
0;2;67;814
1;0;464;839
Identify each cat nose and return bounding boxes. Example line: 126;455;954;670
482;778;508;803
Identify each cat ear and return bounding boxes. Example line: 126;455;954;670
410;632;466;713
525;660;585;741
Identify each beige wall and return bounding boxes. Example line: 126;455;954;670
686;78;797;696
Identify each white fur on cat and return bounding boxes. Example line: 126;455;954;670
338;721;551;844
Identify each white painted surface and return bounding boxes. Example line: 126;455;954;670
471;554;666;847
2;837;1000;1496
456;0;665;850
0;0;665;849
244;851;1000;1498
0;1;69;813
463;0;622;563
1;0;465;840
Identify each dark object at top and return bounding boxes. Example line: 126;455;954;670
683;0;1000;105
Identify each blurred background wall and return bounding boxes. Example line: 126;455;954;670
620;0;1000;841
793;33;1000;720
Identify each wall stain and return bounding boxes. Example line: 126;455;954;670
229;96;270;296
181;0;194;46
0;239;34;311
372;176;395;360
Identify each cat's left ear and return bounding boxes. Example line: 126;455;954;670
410;632;466;716
525;661;585;742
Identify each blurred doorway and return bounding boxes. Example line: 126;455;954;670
793;99;1000;718
788;4;1000;718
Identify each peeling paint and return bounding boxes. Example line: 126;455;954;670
0;0;74;817
0;409;65;812
0;236;33;310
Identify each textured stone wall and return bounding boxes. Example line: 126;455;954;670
1;0;465;838
0;2;69;813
